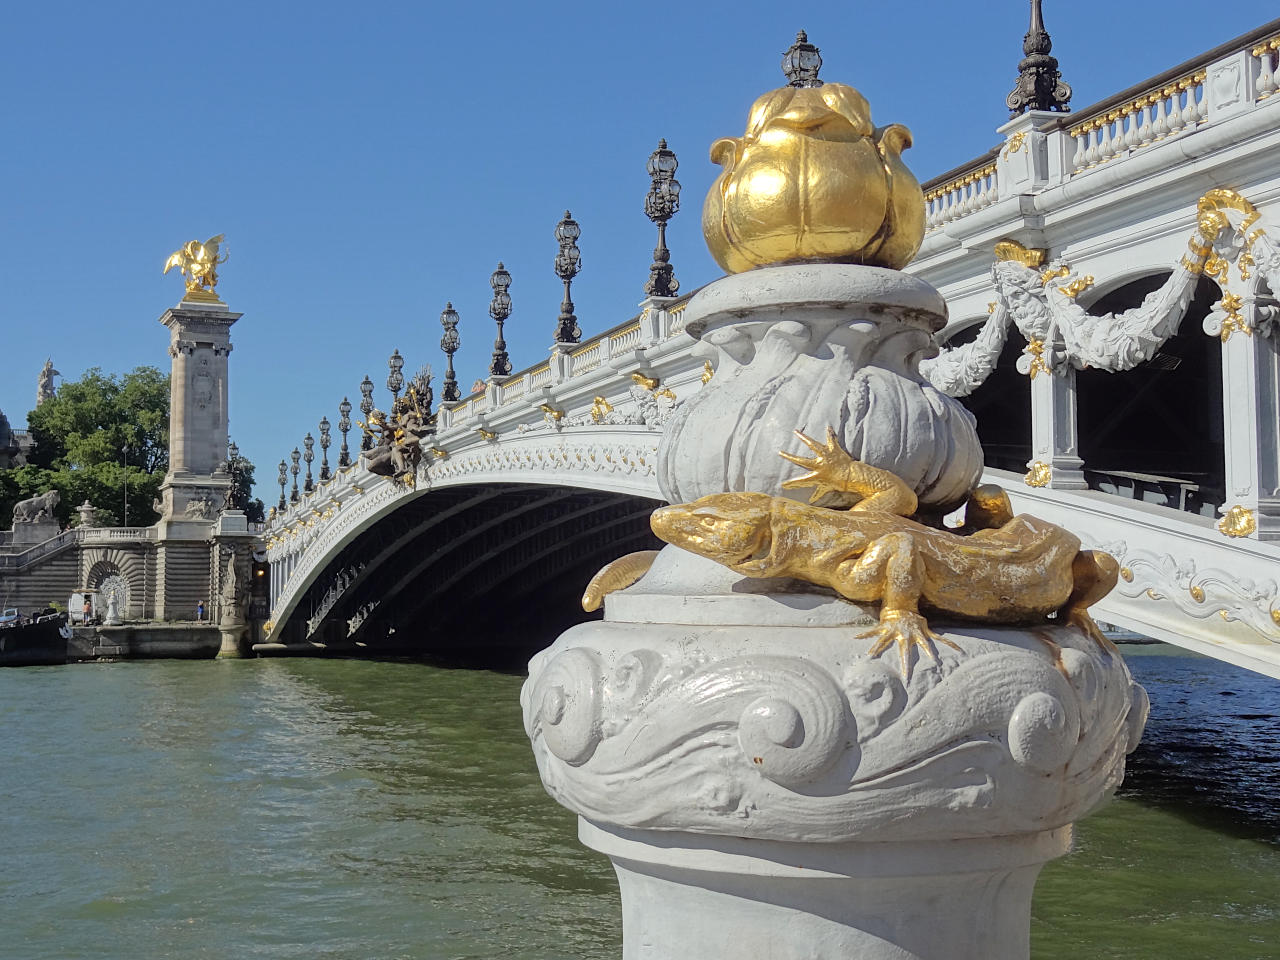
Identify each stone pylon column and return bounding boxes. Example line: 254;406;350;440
155;301;240;529
154;298;243;621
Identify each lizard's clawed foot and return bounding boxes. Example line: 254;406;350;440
781;427;857;503
859;610;961;679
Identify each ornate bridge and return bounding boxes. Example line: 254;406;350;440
264;21;1280;677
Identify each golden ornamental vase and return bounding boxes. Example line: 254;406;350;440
702;83;925;273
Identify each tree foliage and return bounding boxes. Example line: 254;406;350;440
226;445;265;524
3;367;263;530
2;367;174;528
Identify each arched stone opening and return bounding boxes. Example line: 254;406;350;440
1075;274;1224;516
942;320;1031;473
287;482;663;666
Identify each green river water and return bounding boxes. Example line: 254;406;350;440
1;644;1277;959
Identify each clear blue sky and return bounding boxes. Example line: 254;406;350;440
0;1;1268;489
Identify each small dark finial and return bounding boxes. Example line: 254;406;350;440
782;30;823;88
1006;0;1071;117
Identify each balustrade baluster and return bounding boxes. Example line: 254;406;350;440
1071;130;1086;171
1257;43;1278;99
1084;124;1100;166
1180;79;1198;127
1138;99;1154;145
1152;94;1169;140
1097;116;1114;161
1165;85;1185;135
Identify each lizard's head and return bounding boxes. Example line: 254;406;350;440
650;493;775;569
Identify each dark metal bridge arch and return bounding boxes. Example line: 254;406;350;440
277;481;661;665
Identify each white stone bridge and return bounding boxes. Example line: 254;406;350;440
265;21;1280;677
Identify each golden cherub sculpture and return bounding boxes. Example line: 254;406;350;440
164;234;228;303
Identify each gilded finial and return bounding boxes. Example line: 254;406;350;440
702;35;924;273
163;234;227;303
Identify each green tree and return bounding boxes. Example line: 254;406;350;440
2;368;265;531
226;443;265;524
2;367;170;528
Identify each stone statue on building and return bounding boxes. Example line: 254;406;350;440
12;489;60;524
36;359;59;407
75;500;99;528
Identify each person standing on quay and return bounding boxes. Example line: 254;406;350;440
197;599;205;622
81;597;91;625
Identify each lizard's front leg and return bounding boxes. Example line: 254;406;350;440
836;532;960;678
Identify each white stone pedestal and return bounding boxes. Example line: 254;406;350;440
583;821;1068;960
216;616;245;659
523;550;1148;960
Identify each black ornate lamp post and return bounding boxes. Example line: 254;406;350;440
440;302;461;402
359;375;375;451
289;448;301;504
318;416;331;481
644;139;681;297
228;440;239;463
1007;0;1071;116
302;433;315;494
781;29;823;87
554;210;582;344
337;397;352;468
277;459;288;511
387;349;405;406
489;262;512;378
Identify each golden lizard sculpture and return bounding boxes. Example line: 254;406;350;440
648;428;1117;675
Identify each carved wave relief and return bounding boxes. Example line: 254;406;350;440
522;618;1146;843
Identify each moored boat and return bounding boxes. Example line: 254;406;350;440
0;611;71;666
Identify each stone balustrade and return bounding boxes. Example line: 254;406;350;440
924;158;999;231
0;525;159;570
433;296;692;433
921;21;1280;235
1067;70;1206;173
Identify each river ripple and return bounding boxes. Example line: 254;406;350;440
0;644;1276;959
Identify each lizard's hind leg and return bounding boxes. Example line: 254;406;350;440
837;532;960;678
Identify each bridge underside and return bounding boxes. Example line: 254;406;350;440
285;483;663;667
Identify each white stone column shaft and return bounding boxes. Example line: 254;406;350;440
1219;305;1280;539
1029;368;1087;488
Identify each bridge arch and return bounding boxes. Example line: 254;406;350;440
941;316;1032;473
1074;271;1225;515
269;465;664;664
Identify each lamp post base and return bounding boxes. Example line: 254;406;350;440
584;819;1070;960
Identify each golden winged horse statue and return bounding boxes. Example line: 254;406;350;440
163;234;228;302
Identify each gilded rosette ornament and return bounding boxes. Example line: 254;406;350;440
702;35;925;273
